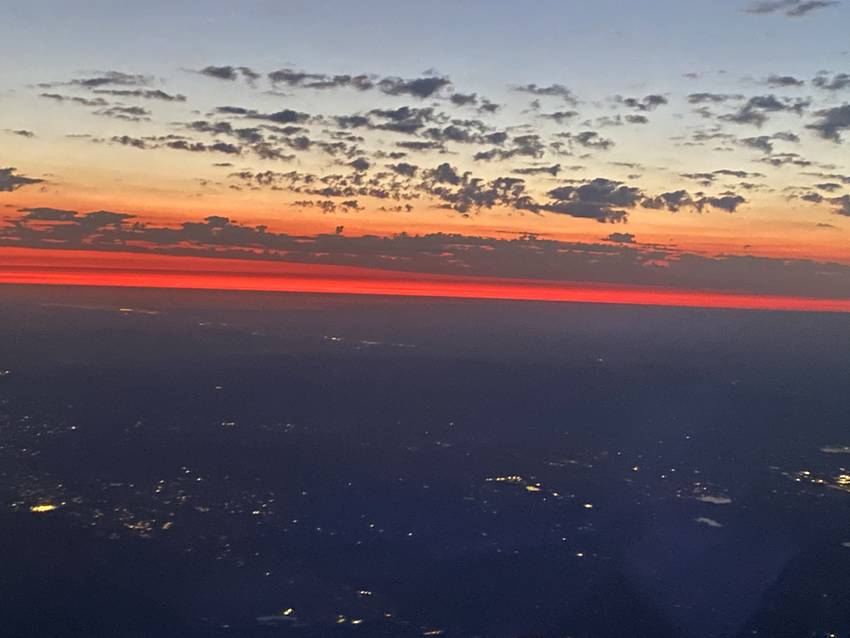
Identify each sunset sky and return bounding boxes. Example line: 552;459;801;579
2;0;850;309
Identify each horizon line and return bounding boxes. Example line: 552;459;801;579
2;247;850;314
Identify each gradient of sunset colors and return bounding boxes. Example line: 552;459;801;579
1;0;849;310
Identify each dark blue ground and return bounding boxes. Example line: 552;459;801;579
1;285;849;638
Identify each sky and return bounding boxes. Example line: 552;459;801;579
1;0;850;309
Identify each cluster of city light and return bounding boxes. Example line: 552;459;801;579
29;503;59;513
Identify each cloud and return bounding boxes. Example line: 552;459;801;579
198;65;260;82
544;178;641;223
58;71;152;88
617;94;669;111
744;0;839;17
643;190;696;211
512;164;562;176
40;92;109;107
763;74;805;87
377;76;451;98
813;72;850;91
388;162;418;177
696;193;747;212
92;88;186;102
474;134;545;161
95;105;151;121
268;68;374;91
720;95;810;127
605;232;636;243
643;189;747;213
6;129;35;138
688;93;745;104
17;207;133;227
680;169;765;186
0;167;43;192
540;110;580;124
514;83;578;105
165;140;241;154
806;104;850;142
831;194;850;216
552;131;615;152
5;208;850;299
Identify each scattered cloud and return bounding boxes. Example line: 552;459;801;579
0;167;43;192
744;0;839;17
806;104;850;142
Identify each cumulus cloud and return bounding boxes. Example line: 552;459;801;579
720;95;810;127
806;104;850;142
544;178;641;223
813;72;850;91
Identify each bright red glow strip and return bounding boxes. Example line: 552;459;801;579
1;247;849;313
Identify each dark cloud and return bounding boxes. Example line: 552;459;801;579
377;76;451;99
0;167;43;192
617;94;669;111
514;83;578;105
264;67;495;105
198;66;259;82
831;194;850;216
110;135;148;149
815;182;843;191
803;171;850;184
388;162;419;177
367;106;441;133
166;140;241;154
680;169;765;186
744;0;839;16
19;207;78;221
545;178;641;223
474;135;546;162
512;165;562;177
813;72;850;91
92;88;186;102
720;95;810;127
95;105;151;121
349;158;370;172
643;190;696;211
806;104;850;142
55;71;152;88
292;199;363;213
40;93;109;107
605;232;636;243
763;74;805;87
740;135;776;153
688;93;745;104
268;68;374;91
757;151;812;166
565;131;615;151
540;110;579;124
6;129;35;138
696;193;747;212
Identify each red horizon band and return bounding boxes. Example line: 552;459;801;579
1;247;849;313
